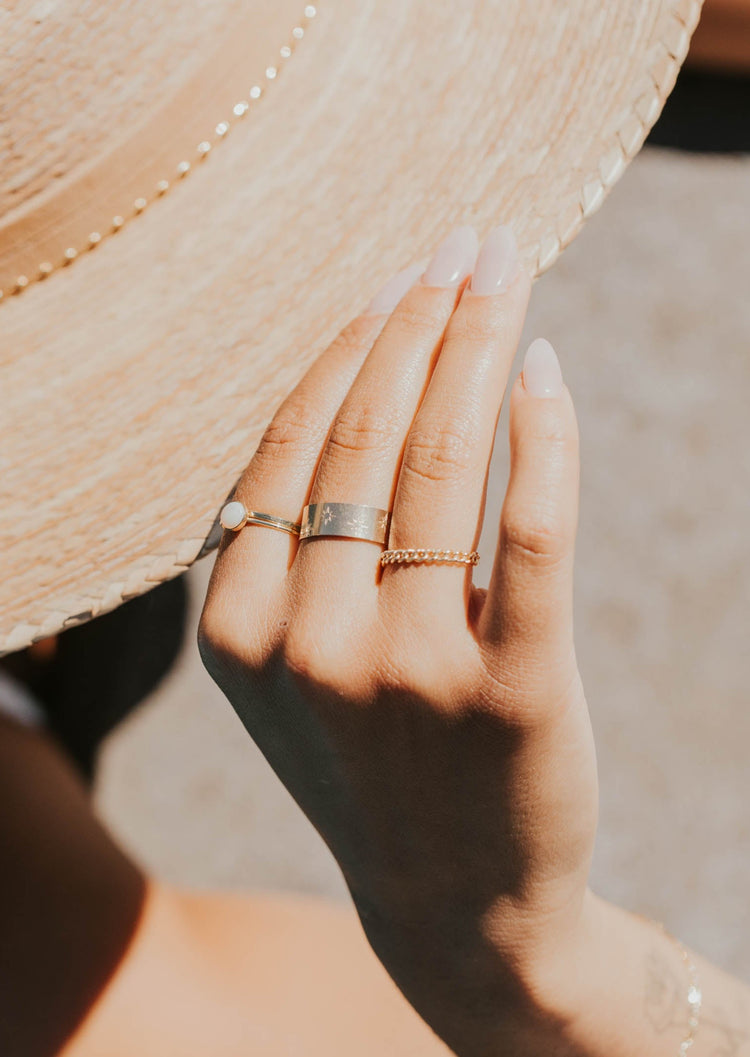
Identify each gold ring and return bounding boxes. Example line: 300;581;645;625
219;500;300;536
380;548;479;567
300;503;390;545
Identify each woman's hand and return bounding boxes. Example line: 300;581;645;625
199;225;598;1055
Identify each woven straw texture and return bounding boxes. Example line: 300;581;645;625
0;0;703;654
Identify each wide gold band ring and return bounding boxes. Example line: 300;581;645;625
219;501;301;536
300;503;391;545
380;548;480;567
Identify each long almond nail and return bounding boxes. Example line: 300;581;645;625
522;338;563;398
421;226;479;288
470;225;519;296
366;263;424;315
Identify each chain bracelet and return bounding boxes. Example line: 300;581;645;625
651;918;703;1055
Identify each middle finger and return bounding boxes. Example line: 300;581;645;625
293;226;479;606
382;226;531;617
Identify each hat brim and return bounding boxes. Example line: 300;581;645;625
1;0;702;652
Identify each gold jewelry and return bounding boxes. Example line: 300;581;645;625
300;503;390;545
646;918;702;1055
380;548;480;567
219;500;300;536
659;922;702;1056
0;5;318;304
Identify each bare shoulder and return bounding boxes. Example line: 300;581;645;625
65;882;451;1057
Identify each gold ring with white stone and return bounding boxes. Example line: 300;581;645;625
300;502;391;545
219;500;300;536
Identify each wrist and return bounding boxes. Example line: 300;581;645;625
353;886;601;1057
528;892;703;1057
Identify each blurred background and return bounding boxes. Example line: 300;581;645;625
78;15;750;982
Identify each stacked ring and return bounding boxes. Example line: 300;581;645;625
219;500;301;536
380;549;480;567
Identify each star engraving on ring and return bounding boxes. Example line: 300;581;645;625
344;513;368;534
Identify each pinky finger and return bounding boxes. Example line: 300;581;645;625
479;339;580;690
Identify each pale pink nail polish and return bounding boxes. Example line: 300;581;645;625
421;226;479;288
522;338;563;398
470;225;519;296
366;263;424;315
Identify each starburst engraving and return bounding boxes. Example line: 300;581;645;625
344;512;367;533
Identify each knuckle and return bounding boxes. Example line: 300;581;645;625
338;314;381;349
198;589;283;678
479;652;582;731
374;651;436;701
500;503;568;566
282;628;347;692
393;300;446;341
479;651;541;711
447;306;503;348
255;400;324;463
374;627;475;703
470;680;545;739
326;317;374;365
403;419;475;485
525;405;576;452
327;402;395;457
197;601;242;676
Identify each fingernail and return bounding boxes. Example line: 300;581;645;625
366;263;424;315
421;226;479;288
470;225;519;296
522;338;563;398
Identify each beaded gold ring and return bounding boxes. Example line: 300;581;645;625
380;549;480;567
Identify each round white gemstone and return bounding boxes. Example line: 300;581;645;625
220;501;247;531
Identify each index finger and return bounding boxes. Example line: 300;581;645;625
207;269;421;607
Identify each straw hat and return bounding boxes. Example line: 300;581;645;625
0;0;702;654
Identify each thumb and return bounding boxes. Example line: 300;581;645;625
479;338;580;695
